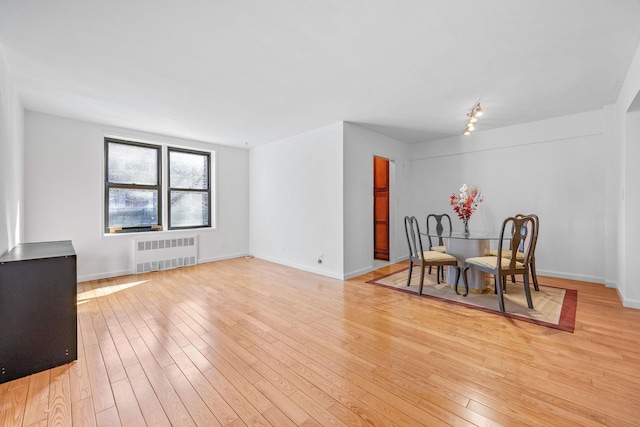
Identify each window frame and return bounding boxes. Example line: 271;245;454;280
104;138;163;234
167;146;212;230
103;137;215;235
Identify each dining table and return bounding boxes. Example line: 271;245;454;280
422;229;510;293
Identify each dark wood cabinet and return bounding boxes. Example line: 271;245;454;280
0;240;77;384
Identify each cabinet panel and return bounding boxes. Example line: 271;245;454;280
0;241;77;384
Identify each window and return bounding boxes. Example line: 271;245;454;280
168;147;211;229
105;138;212;233
105;139;161;233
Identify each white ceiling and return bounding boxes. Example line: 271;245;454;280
1;0;640;148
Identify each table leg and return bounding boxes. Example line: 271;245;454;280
445;238;491;292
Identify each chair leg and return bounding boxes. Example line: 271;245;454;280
428;266;433;275
495;274;506;312
436;266;441;284
440;266;445;281
418;263;426;295
406;262;413;287
511;275;516;283
530;260;539;291
502;275;507;293
461;267;470;297
523;273;534;309
457;267;467;296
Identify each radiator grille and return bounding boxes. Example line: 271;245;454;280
134;235;198;274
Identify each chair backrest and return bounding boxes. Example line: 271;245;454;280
515;213;539;258
496;215;536;273
426;213;452;249
404;216;424;260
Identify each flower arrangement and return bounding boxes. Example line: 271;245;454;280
450;184;483;221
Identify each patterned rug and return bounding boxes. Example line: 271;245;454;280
366;267;577;332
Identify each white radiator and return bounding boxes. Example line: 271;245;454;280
134;235;198;274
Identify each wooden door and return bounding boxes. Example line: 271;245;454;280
373;156;390;260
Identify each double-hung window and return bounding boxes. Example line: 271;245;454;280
168;147;211;229
105;139;161;233
105;138;212;233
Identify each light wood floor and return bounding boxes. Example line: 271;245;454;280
1;257;639;426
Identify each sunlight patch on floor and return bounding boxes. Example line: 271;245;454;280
77;279;148;303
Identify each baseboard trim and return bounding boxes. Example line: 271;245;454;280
253;254;344;280
536;269;603;285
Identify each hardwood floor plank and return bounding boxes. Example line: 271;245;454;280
127;337;196;427
261;406;297;427
172;320;210;350
83;344;115;413
0;382;28;427
162;363;224;426
360;391;454;427
21;370;50;426
198;347;274;413
111;290;147;333
6;377;29;391
170;351;238;425
124;363;171;427
95;406;121;427
68;357;92;403
136;327;176;368
71;396;97;427
288;390;345;427
199;364;272;427
47;364;72;427
110;378;146;427
253;379;310;425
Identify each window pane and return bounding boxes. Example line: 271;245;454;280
108;188;159;228
170;191;209;227
108;142;158;185
170;150;208;189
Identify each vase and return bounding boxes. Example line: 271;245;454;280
463;219;470;237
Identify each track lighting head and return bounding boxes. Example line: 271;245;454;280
463;103;484;136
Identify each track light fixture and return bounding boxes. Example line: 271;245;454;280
463;103;483;136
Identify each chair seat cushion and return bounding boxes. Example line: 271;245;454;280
431;245;446;253
488;249;525;261
466;256;525;270
422;251;457;263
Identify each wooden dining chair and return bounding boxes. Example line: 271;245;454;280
426;213;452;281
404;216;464;296
489;214;540;291
462;215;536;312
517;213;540;291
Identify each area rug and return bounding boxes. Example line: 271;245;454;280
366;268;577;332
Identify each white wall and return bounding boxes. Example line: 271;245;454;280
249;122;344;279
343;122;412;278
24;111;249;281
623;110;640;307
0;47;24;255
615;39;640;308
410;110;606;284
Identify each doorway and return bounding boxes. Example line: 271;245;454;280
373;156;390;261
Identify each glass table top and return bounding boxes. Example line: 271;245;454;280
422;230;509;240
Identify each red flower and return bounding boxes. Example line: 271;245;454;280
450;185;483;221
